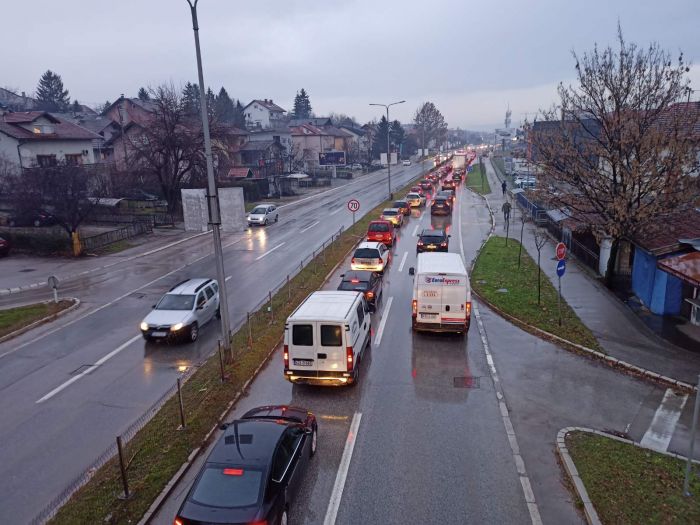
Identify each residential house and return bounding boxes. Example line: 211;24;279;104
290;124;335;171
54;112;120;163
0;88;39;112
338;125;367;163
0;111;100;169
325;125;353;155
243;99;286;130
288;117;332;128
103;97;157;128
239;138;286;179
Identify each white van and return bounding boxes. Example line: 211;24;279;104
284;291;371;386
409;252;471;334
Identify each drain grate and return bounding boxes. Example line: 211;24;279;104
453;376;480;389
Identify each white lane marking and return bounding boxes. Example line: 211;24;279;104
36;334;141;403
398;251;408;272
323;412;362;525
373;296;393;346
458;188;542;525
0;236;245;360
254;242;286;261
300;220;320;233
412;225;420;237
640;389;688;452
330;208;343;216
225;275;233;282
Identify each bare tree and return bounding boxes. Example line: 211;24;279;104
125;84;225;212
530;26;699;285
518;213;529;270
533;229;548;305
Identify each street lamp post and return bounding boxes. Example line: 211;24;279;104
186;0;231;352
370;100;405;199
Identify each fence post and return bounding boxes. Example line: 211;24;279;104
176;377;186;430
247;311;253;349
116;435;131;500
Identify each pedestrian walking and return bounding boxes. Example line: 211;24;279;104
501;180;507;196
502;201;511;228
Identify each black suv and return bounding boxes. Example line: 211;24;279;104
430;196;452;216
417;229;450;253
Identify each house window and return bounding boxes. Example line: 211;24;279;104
36;155;57;167
65;154;83;166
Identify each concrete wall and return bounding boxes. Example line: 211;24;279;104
219;187;246;232
181;189;209;232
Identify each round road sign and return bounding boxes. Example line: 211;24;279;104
556;259;566;277
48;275;59;289
555;242;567;261
347;199;360;213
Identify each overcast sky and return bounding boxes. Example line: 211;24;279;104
2;0;699;130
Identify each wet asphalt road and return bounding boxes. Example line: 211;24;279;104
0;163;431;524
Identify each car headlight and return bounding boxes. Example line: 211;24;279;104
171;322;184;332
140;321;149;331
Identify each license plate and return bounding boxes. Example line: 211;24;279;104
420;313;438;319
151;331;167;337
427;245;436;249
293;359;314;366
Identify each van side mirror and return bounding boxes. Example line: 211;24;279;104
408;267;415;276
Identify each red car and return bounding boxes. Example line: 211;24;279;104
367;220;396;247
0;236;9;257
410;185;423;196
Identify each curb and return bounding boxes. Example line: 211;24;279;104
556;427;700;525
0;231;211;297
465;165;697;394
0;298;80;344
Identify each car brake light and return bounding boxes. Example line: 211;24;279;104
346;346;354;371
412;299;417;316
465;302;472;318
223;468;244;476
366;291;374;298
441;242;447;246
351;257;356;264
418;241;423;245
283;345;289;369
174;517;185;525
351;278;360;283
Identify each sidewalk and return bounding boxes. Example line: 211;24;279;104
480;158;700;385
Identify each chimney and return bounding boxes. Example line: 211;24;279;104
270;99;273;104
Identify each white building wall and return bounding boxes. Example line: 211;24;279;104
246;102;271;128
17;139;96;167
0;132;20;166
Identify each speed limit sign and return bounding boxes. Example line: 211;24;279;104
347;199;360;212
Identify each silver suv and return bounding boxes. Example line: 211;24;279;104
140;278;220;343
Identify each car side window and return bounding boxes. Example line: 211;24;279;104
272;428;303;482
196;292;206;308
211;282;219;294
356;303;364;325
204;286;214;300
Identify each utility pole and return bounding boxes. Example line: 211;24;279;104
186;0;232;352
370;100;405;199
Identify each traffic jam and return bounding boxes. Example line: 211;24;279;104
173;154;477;525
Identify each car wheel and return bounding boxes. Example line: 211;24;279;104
33;219;41;227
189;322;199;342
275;214;279;223
280;509;288;525
142;334;154;343
310;425;318;457
350;357;360;386
264;218;268;226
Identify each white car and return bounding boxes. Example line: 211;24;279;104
351;242;391;273
247;204;279;226
351;163;363;170
406;192;424;208
140;278;220;343
402;159;411;166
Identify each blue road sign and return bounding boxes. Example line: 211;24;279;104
556;259;566;277
467;165;474;173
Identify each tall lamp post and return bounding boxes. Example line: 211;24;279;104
369;100;405;199
186;0;231;352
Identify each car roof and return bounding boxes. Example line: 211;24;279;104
252;203;274;209
420;229;445;236
289;291;361;321
207;419;287;467
357;241;382;250
168;278;215;295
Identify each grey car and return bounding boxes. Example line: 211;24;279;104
247;204;279;226
140;278;220;343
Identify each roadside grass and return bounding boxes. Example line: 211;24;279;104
465;164;491;194
471;236;600;350
91;240;133;255
0;300;74;339
566;431;700;524
50;169;431;525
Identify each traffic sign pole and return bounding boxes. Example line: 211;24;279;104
556;258;566;327
347;199;360;226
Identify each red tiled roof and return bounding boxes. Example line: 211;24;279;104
634;208;700;255
0;112;100;141
227;167;258;179
657;251;700;287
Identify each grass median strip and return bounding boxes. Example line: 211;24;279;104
465;164;491;194
566;431;700;524
471;236;600;349
0;300;75;339
50;169;433;525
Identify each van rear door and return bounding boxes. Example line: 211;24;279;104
317;323;346;372
416;275;442;326
288;322;318;371
441;276;467;326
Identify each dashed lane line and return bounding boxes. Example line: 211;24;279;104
323;412;362;525
373;296;393;346
254;242;286;261
398;251;408;272
300;220;320;233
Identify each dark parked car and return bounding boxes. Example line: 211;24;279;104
338;270;383;310
441;180;456;191
175;405;317;525
393;200;410;216
431;196;452;216
417;229;450;253
452;172;463;182
436;189;455;205
0;236;10;257
8;210;57;227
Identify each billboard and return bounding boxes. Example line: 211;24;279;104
319;151;346;166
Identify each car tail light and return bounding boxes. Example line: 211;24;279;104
346;346;354;371
351;257;356;264
173;518;186;525
283;345;289;369
366;291;374;299
441;242;447;246
418;241;424;245
412;299;417;316
351;278;360;283
465;302;472;318
223;468;244;476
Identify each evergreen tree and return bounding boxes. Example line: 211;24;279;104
181;82;200;115
234;100;246;128
206;87;216;120
35;70;70;112
71;100;82;113
99;101;111;114
214;87;236;123
390;120;405;148
292;88;312;119
372;116;390;159
137;87;150;101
